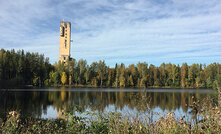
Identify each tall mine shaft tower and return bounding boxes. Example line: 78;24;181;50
59;22;71;62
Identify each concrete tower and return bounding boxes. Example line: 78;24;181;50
59;22;71;62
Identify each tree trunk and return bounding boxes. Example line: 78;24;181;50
100;76;103;87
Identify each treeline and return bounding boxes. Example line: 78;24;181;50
0;49;221;89
0;49;53;88
50;59;221;89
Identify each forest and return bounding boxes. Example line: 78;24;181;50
0;49;221;89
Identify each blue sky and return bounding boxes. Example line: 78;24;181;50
0;0;221;67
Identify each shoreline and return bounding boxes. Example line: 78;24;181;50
0;84;214;90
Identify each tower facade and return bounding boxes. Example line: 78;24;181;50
59;22;71;62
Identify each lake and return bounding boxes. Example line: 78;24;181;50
0;88;218;122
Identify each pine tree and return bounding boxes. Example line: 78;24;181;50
129;75;134;87
114;64;120;87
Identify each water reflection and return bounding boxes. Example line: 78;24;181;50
0;88;217;120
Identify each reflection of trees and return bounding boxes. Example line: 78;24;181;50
0;90;216;119
0;91;53;119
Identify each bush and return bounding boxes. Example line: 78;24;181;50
1;98;221;133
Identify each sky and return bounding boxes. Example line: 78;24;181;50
0;0;221;67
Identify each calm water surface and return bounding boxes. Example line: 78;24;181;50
0;88;218;121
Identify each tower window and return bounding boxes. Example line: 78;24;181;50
60;26;64;36
64;40;67;48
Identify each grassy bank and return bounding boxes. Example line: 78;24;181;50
0;97;221;134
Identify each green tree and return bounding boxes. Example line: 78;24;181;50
119;74;126;87
148;64;155;87
119;64;126;87
153;67;160;86
114;64;120;87
33;73;39;86
97;60;107;87
78;59;87;84
137;62;148;88
159;63;166;86
188;66;194;87
195;77;200;88
0;49;53;87
198;70;206;88
170;64;180;87
206;77;213;88
128;75;134;87
53;72;60;85
181;63;188;88
127;64;138;86
84;65;91;84
216;74;221;88
107;68;114;87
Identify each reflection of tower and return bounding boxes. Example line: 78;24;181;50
59;22;71;62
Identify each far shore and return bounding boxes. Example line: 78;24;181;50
0;84;215;90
